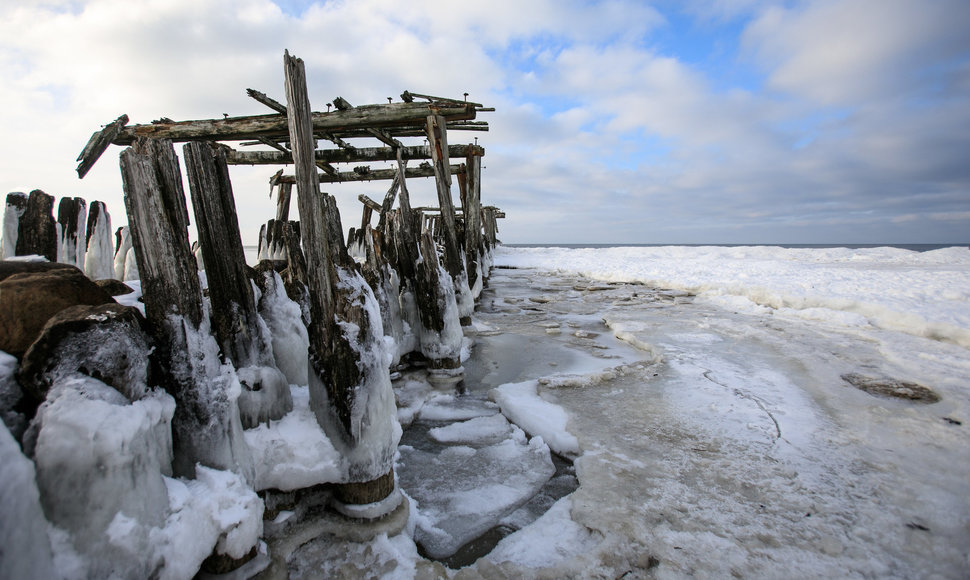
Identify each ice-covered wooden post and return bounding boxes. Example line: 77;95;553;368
119;137;253;481
83;201;114;280
463;146;484;296
283;51;400;517
183;140;292;429
1;192;28;259
426;112;474;325
56;197;87;267
15;190;57;262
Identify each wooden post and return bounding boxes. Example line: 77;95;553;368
1;192;28;259
275;182;292;222
426;113;473;324
464;148;483;294
184;140;292;428
284;51;399;516
119;137;253;482
15;190;57;262
56;197;87;267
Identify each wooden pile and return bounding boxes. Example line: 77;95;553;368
71;50;503;519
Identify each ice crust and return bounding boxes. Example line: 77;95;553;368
82;206;113;281
397;420;555;559
495;245;970;348
491;380;581;457
1;193;25;259
308;268;401;483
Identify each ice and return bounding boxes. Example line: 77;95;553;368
235;364;292;429
82;202;114;281
490;380;581;457
487;496;601;571
417;392;501;421
0;350;26;441
113;226;132;281
397;422;555;559
456;256;970;578
256;270;309;386
27;376;175;578
428;414;514;446
1;192;26;259
308;267;401;483
415;265;464;364
0;419;57;580
243;386;342;492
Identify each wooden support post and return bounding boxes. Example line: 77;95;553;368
184;140;292;428
1;192;28;259
426;113;473;324
56;197;87;267
284;51;399;516
119;137;253;481
15;190;57;262
275;182;292;222
464;148;483;293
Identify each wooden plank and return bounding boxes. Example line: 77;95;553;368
76;114;129;178
275;163;462;184
111;102;476;145
464;147;483;290
333;96;404;149
246;88;287;114
226;143;480;166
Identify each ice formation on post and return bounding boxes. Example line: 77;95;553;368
113;226;132;280
83;201;114;280
56;197;87;267
1;191;28;259
256;270;309;386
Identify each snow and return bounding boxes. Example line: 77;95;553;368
490;380;580;457
496;245;970;348
243;386;342;492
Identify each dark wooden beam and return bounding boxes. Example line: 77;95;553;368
109;102;476;145
226;143;482;166
275;163;462;184
76;114;129;178
246;88;287;114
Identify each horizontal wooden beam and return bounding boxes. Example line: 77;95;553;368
276;163;463;184
227;144;484;166
111;102;476;145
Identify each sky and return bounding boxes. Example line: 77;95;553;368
1;0;968;245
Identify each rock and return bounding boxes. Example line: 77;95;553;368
0;265;115;358
18;303;151;403
841;373;941;403
0;260;75;283
94;278;135;296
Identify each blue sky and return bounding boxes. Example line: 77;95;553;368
1;0;968;244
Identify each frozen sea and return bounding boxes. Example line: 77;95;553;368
350;244;970;578
7;244;969;578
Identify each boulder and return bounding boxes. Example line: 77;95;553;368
0;265;114;358
94;278;135;296
19;303;151;403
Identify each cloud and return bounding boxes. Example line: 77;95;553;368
0;0;967;247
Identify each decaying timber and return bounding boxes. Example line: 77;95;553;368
284;51;400;516
119;137;253;482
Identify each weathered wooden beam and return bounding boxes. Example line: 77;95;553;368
246;88;287;114
358;194;382;212
76;114;129;178
226;143;481;166
464;147;483;291
15;190;57;262
275;163;462;184
106;102;476;146
333;96;404;150
401;90;483;108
